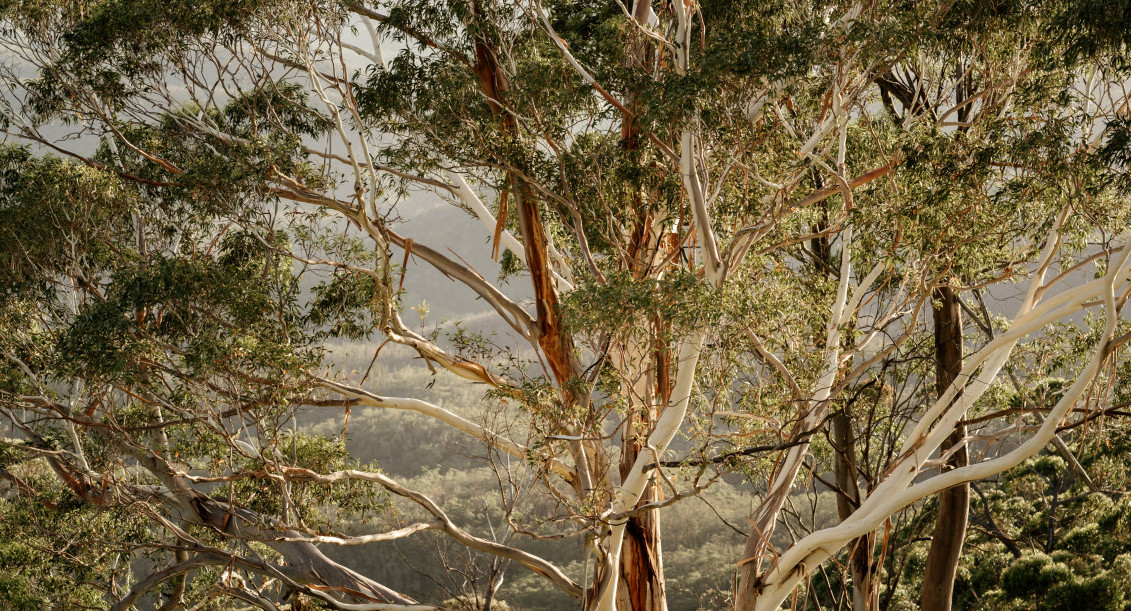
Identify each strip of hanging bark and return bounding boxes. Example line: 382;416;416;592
492;189;509;261
469;10;578;387
398;237;413;292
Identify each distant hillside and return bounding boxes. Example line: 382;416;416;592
394;191;533;322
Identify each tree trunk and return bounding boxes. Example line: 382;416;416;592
604;3;669;603
832;410;877;611
599;334;669;611
617;439;667;611
920;285;968;611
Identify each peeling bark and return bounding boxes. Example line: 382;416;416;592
470;0;578;388
617;440;667;611
594;333;705;611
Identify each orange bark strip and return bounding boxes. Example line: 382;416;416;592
492;189;509;261
517;183;576;385
398;238;413;292
471;6;577;387
794;153;903;209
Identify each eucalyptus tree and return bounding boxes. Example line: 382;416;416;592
1;1;1131;611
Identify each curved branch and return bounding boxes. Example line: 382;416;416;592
752;237;1131;610
275;520;444;545
111;555;218;611
309;376;573;480
387;228;537;341
279;466;585;599
119;448;421;607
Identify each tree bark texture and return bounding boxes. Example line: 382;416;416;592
832;410;877;611
617;431;667;611
921;285;969;611
473;3;668;606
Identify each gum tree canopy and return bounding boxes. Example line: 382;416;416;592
2;1;1131;610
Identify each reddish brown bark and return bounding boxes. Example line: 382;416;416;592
921;285;969;611
470;3;577;388
617;423;667;611
832;410;877;610
515;184;577;385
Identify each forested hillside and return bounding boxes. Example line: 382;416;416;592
310;346;754;610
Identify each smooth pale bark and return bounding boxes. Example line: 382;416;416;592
818;229;877;611
749;235;1131;611
735;226;857;609
594;333;705;611
921;285;968;611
